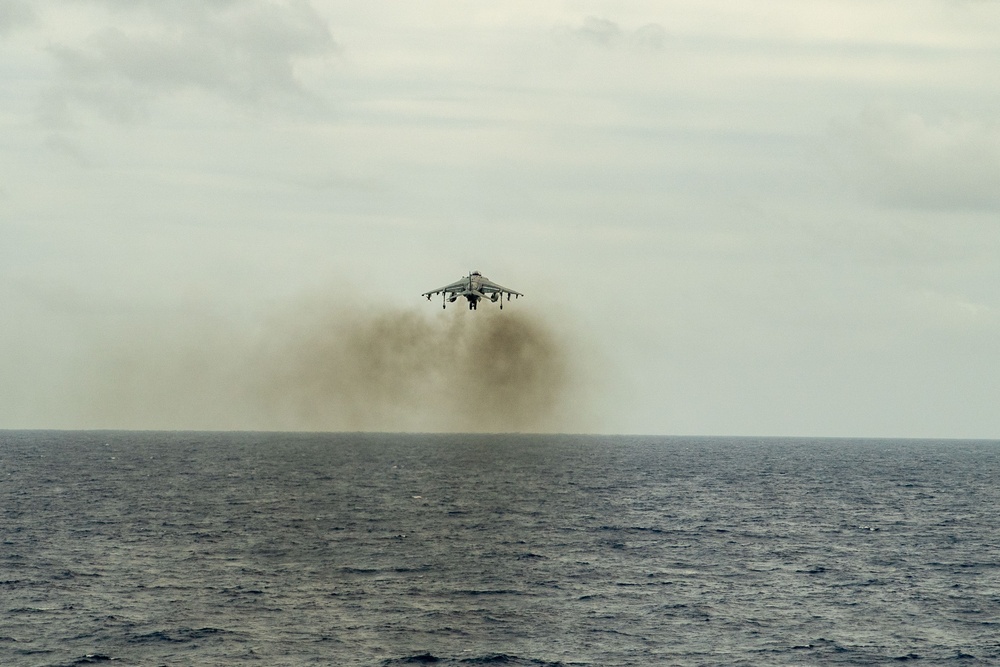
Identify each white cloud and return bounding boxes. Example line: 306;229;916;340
38;0;337;125
904;288;996;331
554;16;667;51
0;0;34;35
43;132;93;166
831;105;1000;209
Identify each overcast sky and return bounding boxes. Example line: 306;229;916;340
3;0;1000;437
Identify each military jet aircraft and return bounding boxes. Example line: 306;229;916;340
422;271;523;310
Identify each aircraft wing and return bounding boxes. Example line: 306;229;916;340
422;277;469;297
477;277;523;297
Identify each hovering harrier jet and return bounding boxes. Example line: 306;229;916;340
422;271;523;310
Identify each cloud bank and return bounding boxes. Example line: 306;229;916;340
38;0;336;125
832;106;1000;209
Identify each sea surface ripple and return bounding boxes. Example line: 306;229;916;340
1;432;999;666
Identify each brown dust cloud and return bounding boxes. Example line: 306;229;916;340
76;297;598;433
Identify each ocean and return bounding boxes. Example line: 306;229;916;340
1;431;998;666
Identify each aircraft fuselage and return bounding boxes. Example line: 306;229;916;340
423;270;521;311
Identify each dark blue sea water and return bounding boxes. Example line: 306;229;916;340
2;432;999;666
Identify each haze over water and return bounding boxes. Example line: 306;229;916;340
3;431;998;666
